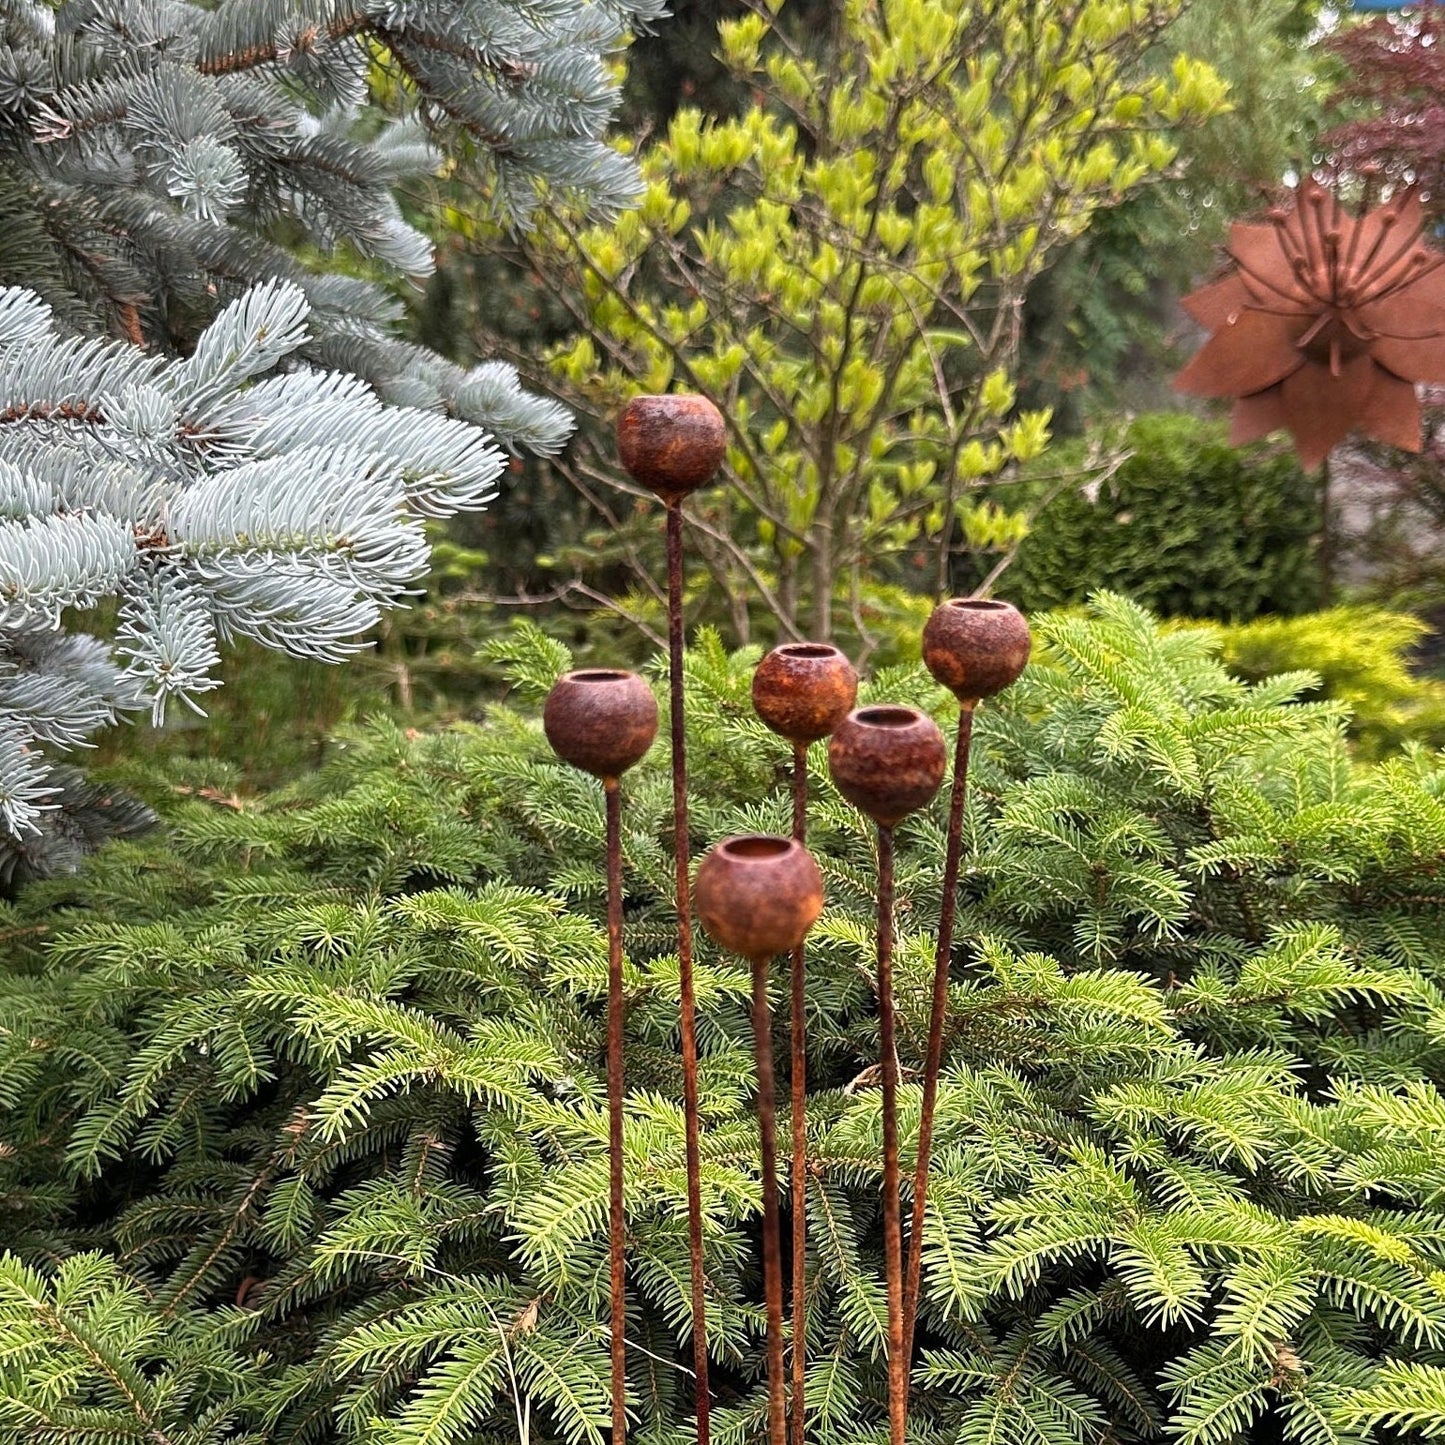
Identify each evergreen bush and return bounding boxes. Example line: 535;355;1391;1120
1221;607;1445;760
4;596;1445;1443
1002;414;1322;622
0;0;659;884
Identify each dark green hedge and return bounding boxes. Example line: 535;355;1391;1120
1003;413;1322;621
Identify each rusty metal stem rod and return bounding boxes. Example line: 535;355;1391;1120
788;742;808;1445
876;824;907;1445
667;502;711;1443
750;953;789;1445
604;778;628;1443
901;704;974;1362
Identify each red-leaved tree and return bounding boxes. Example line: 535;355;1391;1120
1327;5;1445;208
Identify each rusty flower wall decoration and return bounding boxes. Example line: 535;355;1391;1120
1174;177;1445;467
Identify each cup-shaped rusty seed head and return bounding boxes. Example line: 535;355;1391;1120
543;669;658;780
617;394;727;502
751;642;859;744
922;597;1032;704
694;834;825;960
828;705;947;828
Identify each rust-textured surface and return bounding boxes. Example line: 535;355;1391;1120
828;706;947;828
544;670;653;1441
875;826;907;1445
749;641;856;1445
694;833;825;1445
604;779;628;1443
827;706;946;1445
543;670;658;780
693;835;824;962
618;393;728;501
904;599;1032;1356
751;952;788;1445
788;742;808;1445
922;599;1031;705
1174;178;1445;468
665;503;711;1443
622;393;727;1441
752;642;859;744
901;706;973;1364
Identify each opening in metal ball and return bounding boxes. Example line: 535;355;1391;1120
854;706;920;728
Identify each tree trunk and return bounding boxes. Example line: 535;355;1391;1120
810;528;833;640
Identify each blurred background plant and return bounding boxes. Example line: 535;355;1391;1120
1220;605;1445;760
416;0;1228;653
998;413;1323;621
1021;0;1333;429
63;0;1445;798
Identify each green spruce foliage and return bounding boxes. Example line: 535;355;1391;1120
3;597;1445;1443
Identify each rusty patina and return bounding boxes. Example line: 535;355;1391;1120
826;704;945;1445
1175;178;1445;467
694;834;825;961
828;705;947;829
922;598;1031;706
617;393;727;501
543;669;658;780
904;598;1032;1369
616;392;726;1443
542;666;659;1444
750;637;857;1442
694;834;825;1445
752;642;859;744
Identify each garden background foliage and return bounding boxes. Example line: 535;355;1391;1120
1002;414;1322;622
477;0;1227;642
5;597;1445;1444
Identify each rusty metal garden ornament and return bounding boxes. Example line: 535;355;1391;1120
616;392;727;1444
695;835;825;1445
904;600;1030;1363
751;642;858;1445
542;670;659;1444
606;395;1035;1442
828;706;947;1445
1174;177;1445;468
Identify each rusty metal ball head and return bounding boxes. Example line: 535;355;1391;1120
922;598;1031;704
617;394;727;502
543;669;658;780
694;835;825;961
828;706;947;828
752;642;859;744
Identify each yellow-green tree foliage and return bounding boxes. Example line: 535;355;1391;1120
1221;606;1445;760
536;0;1226;639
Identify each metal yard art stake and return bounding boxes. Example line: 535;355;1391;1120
596;391;1037;1442
616;393;728;1443
751;643;858;1445
542;669;660;1444
828;707;947;1445
694;835;827;1445
902;599;1031;1360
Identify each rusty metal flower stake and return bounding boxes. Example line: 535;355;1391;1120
617;393;728;1443
695;836;826;1445
1174;176;1445;467
828;707;947;1445
543;670;659;1443
751;643;858;1443
902;600;1030;1361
